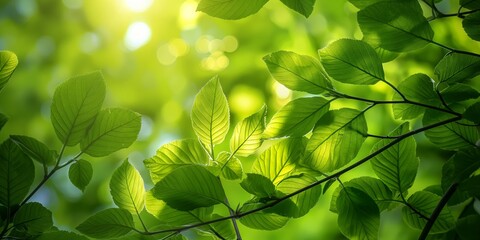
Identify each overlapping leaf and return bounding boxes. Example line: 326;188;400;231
216;152;243;180
68;159;93;192
110;160;145;214
197;0;268;20
460;0;480;10
440;83;479;103
280;0;315;17
230;105;266;157
276;174;322;217
239;202;289;230
441;148;480;190
11;135;56;166
240;173;276;198
463;12;480;41
13;202;52;235
0;51;18;92
434;53;480;84
76;208;135;239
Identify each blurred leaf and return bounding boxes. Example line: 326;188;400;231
11;135;56;166
76;208;134;239
347;0;386;9
280;0;315;17
371;123;418;193
276;174;322;217
0;50;18;92
337;187;380;240
459;175;480;198
0;113;6;131
456;215;480;240
264;51;332;94
442;148;480;190
240;173;276;198
80;108;141;157
319;39;384;85
304;108;367;172
440;83;480;103
392;74;440;120
358;1;433;52
51;71;105;146
239;202;289;230
153;165;225;211
463;12;480;41
0;139;34;207
216;152;243;180
423;110;479;150
191;76;230;152
463;102;480;124
460;0;480;10
110;159;145;214
252;138;304;185
434;53;480;84
263;97;330;138
13;202;52;235
197;0;268;20
210;214;235;240
36;231;88;240
144;139;209;183
402;191;455;233
230;105;266;157
68;159;93;192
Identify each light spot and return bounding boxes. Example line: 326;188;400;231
229;85;265;119
273;81;291;100
80;32;100;53
179;0;199;29
222;36;238;52
124;0;153;12
124;22;151;51
157;44;176;65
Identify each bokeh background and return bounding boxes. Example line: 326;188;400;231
0;0;479;239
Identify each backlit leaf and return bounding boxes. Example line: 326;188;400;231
210;214;235;240
197;0;268;20
347;0;386;9
240;173;276;198
69;159;93;192
110;159;145;214
276;174;322;217
76;208;134;239
216;152;243;180
463;12;480;41
0;50;18;92
280;0;315;17
434;53;480;84
13;202;52;235
239;202;289;230
10;135;56;166
230;105;266;157
440;83;479;103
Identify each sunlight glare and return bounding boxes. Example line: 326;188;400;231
124;0;153;12
124;22;151;51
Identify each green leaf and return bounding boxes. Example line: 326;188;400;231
153;165;226;211
371;123;418;193
392;74;439;120
464;102;480;124
51;71;106;146
460;0;480;10
358;1;433;52
36;231;89;240
110;159;145;214
252;138;304;185
276;174;322;218
0;51;18;92
13;202;52;235
443;148;480;187
456;215;480;240
210;214;235;240
434;53;480;84
76;208;134;239
239;202;289;230
263;97;330;138
0;139;34;207
337;187;380;240
347;0;387;9
197;0;268;20
191;76;230;151
459;175;480;198
216;152;243;180
0;113;6;131
144;139;209;183
280;0;315;17
304;108;368;172
240;173;276;198
68;159;93;192
440;83;480;103
319;39;384;85
423;110;479;150
80;108;141;157
10;135;56;166
463;12;480;41
230;105;266;157
374;45;399;63
263;51;332;94
402;191;455;233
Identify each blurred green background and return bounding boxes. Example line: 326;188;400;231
0;0;478;239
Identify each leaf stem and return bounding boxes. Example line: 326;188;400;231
429;40;480;58
382;80;406;101
220;178;242;240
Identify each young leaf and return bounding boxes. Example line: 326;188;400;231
76;208;135;239
110;159;145;214
358;1;433;52
276;174;322;218
392;74;439;120
463;102;480;124
279;0;315;17
153;165;226;211
230;105;266;157
319;39;384;85
252;138;304;185
263;97;330;138
10;135;56;166
13;202;52;235
263;51;332;94
371;123;418;193
463;12;480;41
440;83;480;103
216;152;243;180
80;108;141;157
239;202;290;230
337;187;380;240
402;191;455;233
0;113;6;131
0;139;34;207
51;71;105;146
434;53;480;84
36;231;88;240
197;0;268;20
191;76;230;152
460;0;480;10
240;173;276;198
69;159;93;192
304;108;367;172
0;50;18;92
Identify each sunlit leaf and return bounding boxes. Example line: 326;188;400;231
263;51;332;94
13;202;52;235
304;108;367;172
230;105;266;157
0;50;18;92
76;208;134;239
80;108;141;157
276;174;322;217
240;173;276;198
337;187;380;240
51;71;105;146
460;0;480;10
10;135;56;166
110;159;145;214
463;12;480;41
402;191;455;233
0;113;6;131
358;1;433;52
153;165;226;211
392;74;440;120
191;76;230;152
239;202;289;230
197;0;268;20
36;231;88;240
434;53;480;84
216;152;243;180
371;123;418;193
68;159;93;192
463;102;480;124
0;139;34;207
319;39;384;85
263;97;330;138
280;0;315;17
210;214;235;240
440;83;480;103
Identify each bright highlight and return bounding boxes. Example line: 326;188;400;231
124;22;151;51
124;0;153;12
